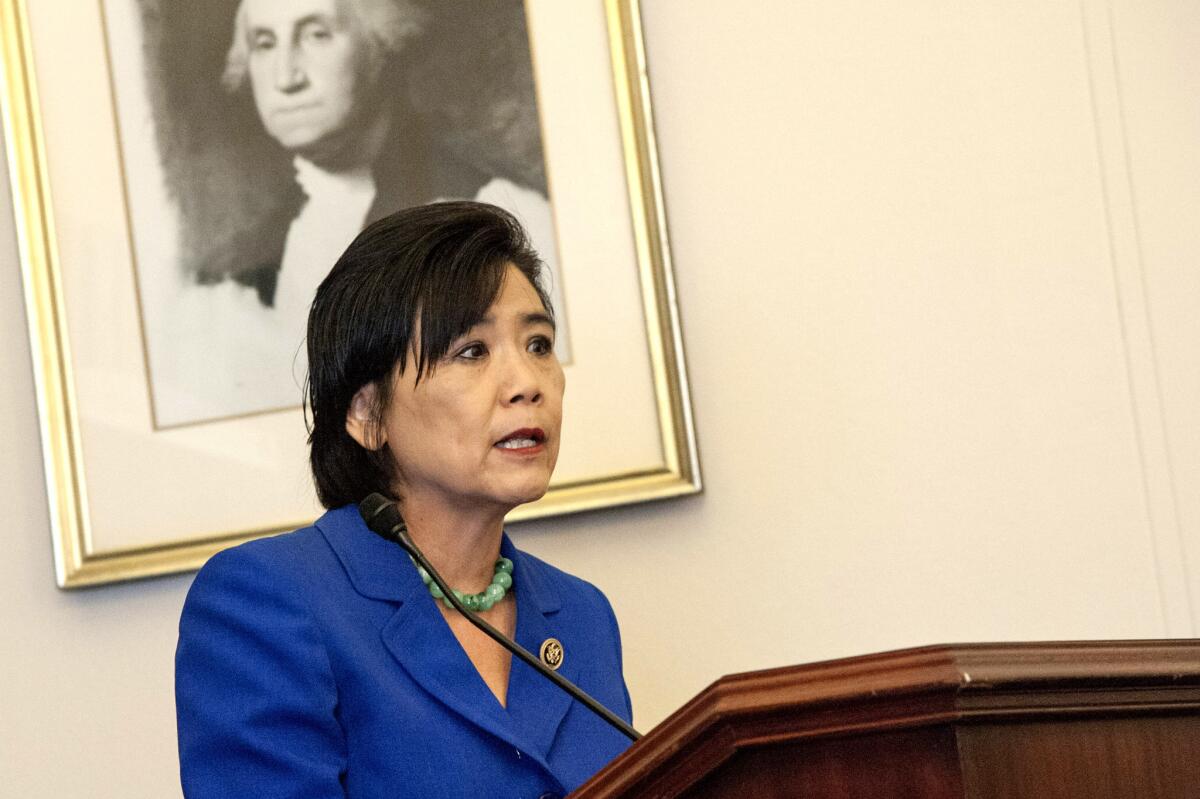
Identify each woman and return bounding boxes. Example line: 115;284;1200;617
175;202;633;798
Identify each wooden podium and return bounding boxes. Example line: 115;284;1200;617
571;641;1200;798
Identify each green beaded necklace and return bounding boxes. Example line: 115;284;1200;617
411;555;514;612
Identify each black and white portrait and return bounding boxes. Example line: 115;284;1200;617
106;0;565;427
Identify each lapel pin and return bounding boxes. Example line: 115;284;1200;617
539;638;564;671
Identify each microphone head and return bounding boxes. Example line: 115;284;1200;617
358;493;402;539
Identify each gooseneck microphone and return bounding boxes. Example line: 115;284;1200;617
358;493;641;742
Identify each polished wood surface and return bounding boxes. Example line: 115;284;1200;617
956;716;1200;799
571;640;1200;798
681;725;966;799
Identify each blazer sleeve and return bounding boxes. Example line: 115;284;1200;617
598;586;634;724
175;544;347;798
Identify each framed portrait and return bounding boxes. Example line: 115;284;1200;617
2;0;699;588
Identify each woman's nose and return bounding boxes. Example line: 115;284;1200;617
501;353;543;406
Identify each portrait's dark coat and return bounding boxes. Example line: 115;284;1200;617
226;107;493;307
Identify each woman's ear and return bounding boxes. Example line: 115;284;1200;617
345;383;386;450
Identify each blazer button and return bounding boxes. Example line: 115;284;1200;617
538;794;560;799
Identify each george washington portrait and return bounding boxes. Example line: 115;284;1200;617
107;0;565;426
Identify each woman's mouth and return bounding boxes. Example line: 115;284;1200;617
495;428;546;452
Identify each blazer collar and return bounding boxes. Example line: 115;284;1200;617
502;533;562;616
316;504;564;617
316;504;418;602
316;505;576;778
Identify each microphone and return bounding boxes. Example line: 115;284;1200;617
358;493;641;742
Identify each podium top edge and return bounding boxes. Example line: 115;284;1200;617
715;639;1200;693
658;639;1200;752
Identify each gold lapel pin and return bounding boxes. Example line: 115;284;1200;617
539;638;564;671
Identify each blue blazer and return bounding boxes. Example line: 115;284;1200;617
176;505;633;798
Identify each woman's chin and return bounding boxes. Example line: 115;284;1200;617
497;477;553;509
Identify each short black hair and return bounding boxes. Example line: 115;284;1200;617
306;200;553;508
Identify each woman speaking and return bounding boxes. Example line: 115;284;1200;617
175;202;634;797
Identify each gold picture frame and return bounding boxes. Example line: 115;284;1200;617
1;0;699;588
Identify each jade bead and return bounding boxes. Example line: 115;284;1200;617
409;553;513;612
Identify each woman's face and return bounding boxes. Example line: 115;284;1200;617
353;265;565;515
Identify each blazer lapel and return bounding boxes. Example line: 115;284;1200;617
379;590;526;754
502;536;582;760
319;508;571;779
319;508;518;740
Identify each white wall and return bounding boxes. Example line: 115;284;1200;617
2;1;1197;795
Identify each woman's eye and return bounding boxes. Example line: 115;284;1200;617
455;343;487;360
527;336;554;355
250;32;275;51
